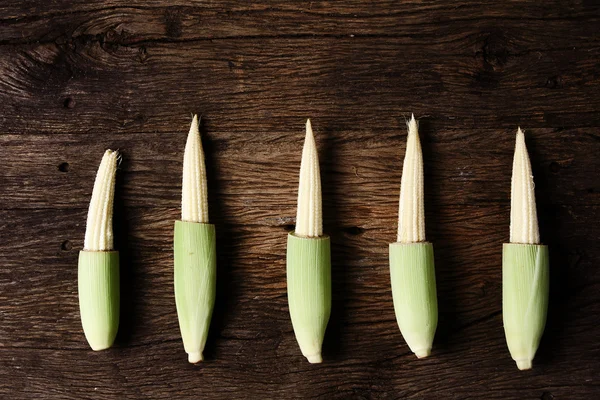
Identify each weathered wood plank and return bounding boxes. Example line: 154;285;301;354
0;127;597;210
1;1;599;47
0;204;597;348
0;340;598;400
0;36;599;136
1;1;599;398
0;204;598;398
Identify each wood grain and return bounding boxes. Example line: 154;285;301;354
1;38;600;136
1;127;598;211
0;1;599;399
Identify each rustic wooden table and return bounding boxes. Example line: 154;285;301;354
1;1;599;399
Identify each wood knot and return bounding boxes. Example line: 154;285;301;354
472;33;510;89
481;33;510;68
123;114;148;129
104;29;119;42
58;162;70;172
478;282;486;297
343;226;365;236
545;75;563;89
63;97;75;109
164;7;184;38
138;47;148;63
472;70;499;89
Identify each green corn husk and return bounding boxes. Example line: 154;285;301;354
174;220;217;363
78;250;120;351
79;149;119;351
389;242;438;358
287;232;331;363
503;243;549;370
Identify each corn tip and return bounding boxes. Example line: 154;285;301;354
407;113;418;134
186;115;201;147
188;352;203;364
516;359;532;370
190;114;199;133
414;348;431;359
306;353;322;364
90;342;112;351
515;127;526;150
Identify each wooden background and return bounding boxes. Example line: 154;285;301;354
0;1;599;399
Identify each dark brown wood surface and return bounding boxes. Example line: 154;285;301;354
1;1;599;399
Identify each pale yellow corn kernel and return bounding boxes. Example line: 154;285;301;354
182;115;209;224
295;119;323;238
84;150;118;251
398;114;425;243
510;128;539;244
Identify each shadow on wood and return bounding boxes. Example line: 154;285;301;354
113;155;138;347
320;123;351;362
201;117;241;361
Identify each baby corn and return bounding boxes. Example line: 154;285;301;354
78;150;120;351
287;119;331;363
503;128;549;370
389;115;438;358
174;115;217;364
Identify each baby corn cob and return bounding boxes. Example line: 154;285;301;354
287;119;331;363
389;115;438;358
503;128;549;370
78;149;120;351
174;115;217;364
